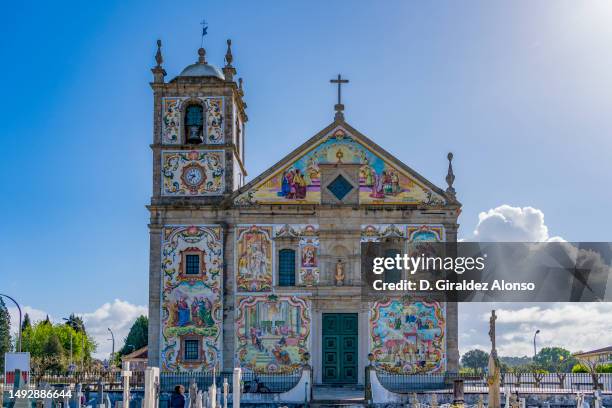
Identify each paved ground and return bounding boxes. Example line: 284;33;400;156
313;385;364;401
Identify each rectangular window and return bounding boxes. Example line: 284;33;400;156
185;254;200;275
184;339;199;360
278;249;296;286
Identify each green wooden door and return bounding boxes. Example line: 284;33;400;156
322;313;358;384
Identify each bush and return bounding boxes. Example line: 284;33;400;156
572;363;589;373
596;363;612;373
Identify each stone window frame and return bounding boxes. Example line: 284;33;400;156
381;237;407;282
181;97;206;145
178;335;203;365
178;248;207;280
277;248;297;287
274;237;300;288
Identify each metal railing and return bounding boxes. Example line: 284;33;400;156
376;371;612;394
160;369;302;394
3;371;146;391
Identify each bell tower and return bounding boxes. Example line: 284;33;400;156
147;38;247;368
150;39;247;203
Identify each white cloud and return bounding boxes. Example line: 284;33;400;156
459;204;611;357
82;300;147;359
7;305;51;339
7;299;147;359
471;205;564;242
460;302;612;357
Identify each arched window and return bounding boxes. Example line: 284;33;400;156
185;104;204;144
384;249;402;284
278;249;296;286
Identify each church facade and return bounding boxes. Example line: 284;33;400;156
147;39;461;385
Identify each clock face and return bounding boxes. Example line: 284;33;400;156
181;164;205;189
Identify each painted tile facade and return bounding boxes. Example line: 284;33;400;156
160;226;223;371
162;98;181;144
235;128;446;206
370;297;446;373
161;97;225;145
363;224;447;373
235;226;274;292
235;295;311;373
161;150;225;196
273;224;320;286
360;224;445;243
235;224;321;292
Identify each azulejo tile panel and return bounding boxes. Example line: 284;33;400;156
234;127;446;206
160;225;223;371
235;295;311;373
161;97;224;145
362;224;447;373
161;150;225;196
370;296;446;373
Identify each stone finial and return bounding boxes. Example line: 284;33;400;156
155;40;163;67
225;39;233;66
197;47;207;64
445;152;456;199
151;39;166;83
223;39;237;82
238;77;244;97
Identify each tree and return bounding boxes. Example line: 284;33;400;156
22;313;32;332
64;314;85;333
0;298;12;371
40;333;64;372
534;347;576;372
118;316;148;357
461;349;489;374
22;319;96;372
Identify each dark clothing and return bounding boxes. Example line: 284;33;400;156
170;392;186;408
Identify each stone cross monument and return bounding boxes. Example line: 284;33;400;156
487;310;501;408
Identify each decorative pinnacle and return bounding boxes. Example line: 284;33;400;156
155;39;163;68
223;39;237;82
238;77;244;96
225;39;233;66
151;39;166;83
198;47;207;64
445;152;456;198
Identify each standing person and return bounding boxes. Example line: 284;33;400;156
170;385;186;408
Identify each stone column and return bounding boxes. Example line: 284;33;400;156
147;226;162;367
122;362;131;408
445;223;460;372
222;224;235;370
143;367;159;408
232;368;241;408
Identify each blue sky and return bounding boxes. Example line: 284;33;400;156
1;1;611;356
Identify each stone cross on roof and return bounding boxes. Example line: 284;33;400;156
330;74;349;121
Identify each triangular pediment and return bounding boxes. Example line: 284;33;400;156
233;122;455;207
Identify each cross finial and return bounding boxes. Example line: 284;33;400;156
330;74;349;121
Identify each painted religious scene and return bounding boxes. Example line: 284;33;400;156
235;295;311;373
235;127;446;205
370;297;446;373
160;226;223;371
236;226;274;292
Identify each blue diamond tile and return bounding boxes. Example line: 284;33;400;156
327;175;354;201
